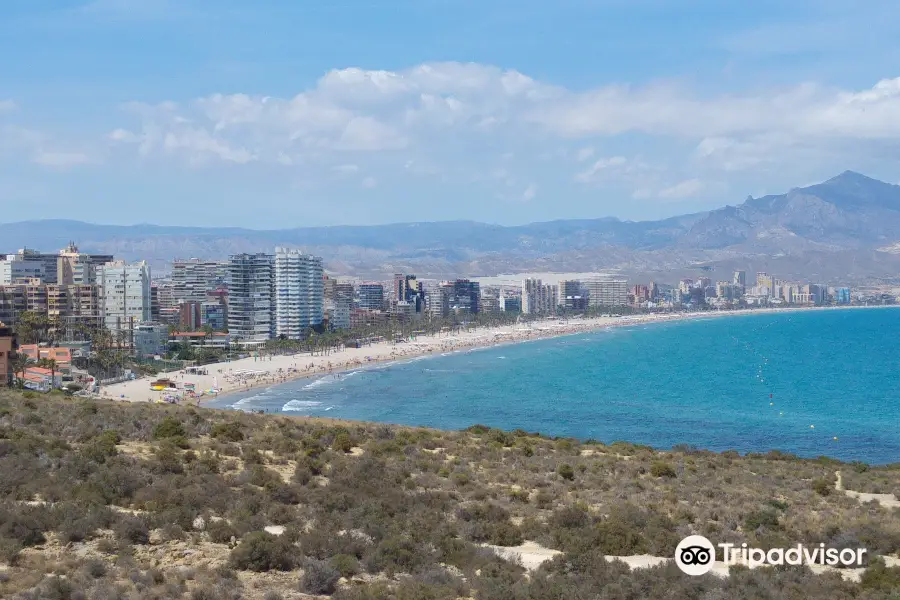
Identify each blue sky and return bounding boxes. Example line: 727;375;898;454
1;0;899;228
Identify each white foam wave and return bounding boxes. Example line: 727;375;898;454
282;400;323;412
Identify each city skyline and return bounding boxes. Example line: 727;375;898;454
3;2;900;228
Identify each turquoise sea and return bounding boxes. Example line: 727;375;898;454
208;307;900;464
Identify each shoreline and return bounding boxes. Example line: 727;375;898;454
100;304;895;405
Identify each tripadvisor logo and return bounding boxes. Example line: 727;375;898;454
675;535;868;576
675;535;716;575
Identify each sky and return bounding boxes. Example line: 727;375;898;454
1;0;900;228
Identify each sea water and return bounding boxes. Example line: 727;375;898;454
207;307;900;464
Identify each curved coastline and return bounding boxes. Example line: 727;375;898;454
102;304;896;406
205;304;900;464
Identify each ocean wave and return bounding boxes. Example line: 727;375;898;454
282;400;323;412
231;390;272;408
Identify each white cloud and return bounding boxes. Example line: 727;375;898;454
89;62;900;197
658;178;705;199
1;125;98;169
32;151;93;168
575;156;629;183
332;164;359;175
575;147;595;162
521;183;537;202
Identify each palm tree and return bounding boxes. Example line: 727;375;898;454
11;354;32;389
37;357;58;389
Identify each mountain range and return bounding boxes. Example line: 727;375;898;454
3;170;900;285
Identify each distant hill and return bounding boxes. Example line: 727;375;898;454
3;171;900;284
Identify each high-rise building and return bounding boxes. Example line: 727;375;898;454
448;280;480;314
427;284;451;318
98;261;152;342
499;296;521;313
0;322;13;387
358;283;385;310
733;270;746;288
274;247;324;339
0;252;45;284
756;272;774;297
172;258;226;304
201;300;227;331
522;279;558;314
153;283;179;325
57;243;113;285
179;301;202;330
227;253;274;343
585;277;628;307
558;280;586;310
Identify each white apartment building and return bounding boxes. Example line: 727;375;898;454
274;247;324;339
522;278;558;314
172;258;226;304
98;261;152;336
585;277;628;307
0;254;45;284
227;253;275;343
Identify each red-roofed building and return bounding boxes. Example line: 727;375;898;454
18;345;72;377
23;366;62;392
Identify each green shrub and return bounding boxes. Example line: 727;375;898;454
331;553;360;578
211;421;244;442
207;519;238;544
812;478;832;496
558;464;575;481
332;432;353;453
153;416;186;440
115;516;150;545
300;558;340;594
744;509;781;532
650;461;677;478
229;531;295;572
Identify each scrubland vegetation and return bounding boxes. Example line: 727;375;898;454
2;390;900;599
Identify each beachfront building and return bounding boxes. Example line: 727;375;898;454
326;300;351;330
499;296;521;313
0;281;101;339
522;279;558;315
733;270;747;291
0;252;45;284
201;300;227;331
448;279;480;314
57;243;113;285
585;277;628;307
153;282;179;325
358;283;385;310
179;301;202;330
99;261;152;341
274;247;325;339
0;322;13;387
172;258;227;304
558;280;587;311
227;253;275;344
427;284;451;318
134;323;170;357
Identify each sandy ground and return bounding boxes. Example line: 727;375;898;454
836;470;900;508
99;305;890;404
486;541;900;582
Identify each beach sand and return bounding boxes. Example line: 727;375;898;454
99;306;886;404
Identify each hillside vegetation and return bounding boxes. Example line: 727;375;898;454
2;390;900;599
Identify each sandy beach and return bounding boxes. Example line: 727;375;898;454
99;305;888;404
